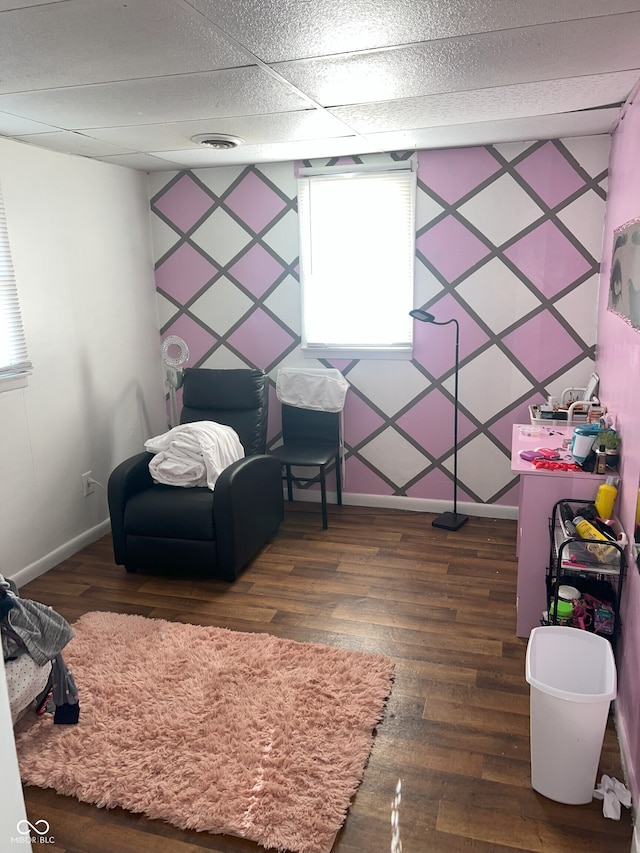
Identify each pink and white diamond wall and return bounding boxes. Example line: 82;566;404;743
148;137;609;512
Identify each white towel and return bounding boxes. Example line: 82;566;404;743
276;368;349;412
144;421;244;490
593;775;632;819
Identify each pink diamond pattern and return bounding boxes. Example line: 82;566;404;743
396;389;476;459
343;393;385;449
226;309;295;370
406;467;474;502
417;216;491;282
502;313;583;383
495;482;520;506
155;243;217;304
224;172;288;234
153;174;215;233
514;142;586;209
503;220;592;298
150;142;606;507
228;243;286;298
343;456;393;496
412;293;490;378
417;147;501;204
489;394;541;448
162;313;216;366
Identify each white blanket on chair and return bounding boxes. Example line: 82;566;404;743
276;367;349;412
144;421;244;490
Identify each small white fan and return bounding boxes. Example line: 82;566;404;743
161;335;189;426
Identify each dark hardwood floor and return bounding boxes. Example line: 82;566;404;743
18;504;633;853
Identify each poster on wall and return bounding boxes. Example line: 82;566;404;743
608;217;640;331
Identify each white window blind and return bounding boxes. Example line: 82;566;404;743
298;162;416;359
0;183;31;390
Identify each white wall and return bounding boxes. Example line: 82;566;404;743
0;664;31;850
0;137;167;585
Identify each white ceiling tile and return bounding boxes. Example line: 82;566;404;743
148;136;377;169
0;0;249;94
0;1;58;8
96;152;185;171
0;68;311;129
362;110;621;154
14;130;132;157
0;2;636;171
274;14;640;107
330;72;640;134
189;0;640;62
80;110;352;152
0;111;59;136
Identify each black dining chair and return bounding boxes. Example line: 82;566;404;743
269;404;342;529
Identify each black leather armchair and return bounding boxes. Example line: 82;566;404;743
107;368;284;581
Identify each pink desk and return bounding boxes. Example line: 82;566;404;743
511;424;606;637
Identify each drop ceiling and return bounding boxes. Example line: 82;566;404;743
1;0;639;172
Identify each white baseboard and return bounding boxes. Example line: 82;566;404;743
10;494;516;592
10;518;111;589
288;488;518;520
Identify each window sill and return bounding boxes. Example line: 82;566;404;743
301;346;413;361
0;373;30;393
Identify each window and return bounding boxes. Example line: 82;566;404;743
297;161;416;359
0;183;31;391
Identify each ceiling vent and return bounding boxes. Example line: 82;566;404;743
190;133;243;149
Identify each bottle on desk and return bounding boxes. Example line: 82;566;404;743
595;476;619;520
595;443;607;475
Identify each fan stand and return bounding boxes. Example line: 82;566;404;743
161;336;189;427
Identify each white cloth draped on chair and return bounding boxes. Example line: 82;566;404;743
275;367;349;413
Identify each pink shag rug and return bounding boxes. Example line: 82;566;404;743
14;611;394;853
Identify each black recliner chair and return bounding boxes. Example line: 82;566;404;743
107;368;284;581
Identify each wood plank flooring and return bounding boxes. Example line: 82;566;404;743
18;504;633;853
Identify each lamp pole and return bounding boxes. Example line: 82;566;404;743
409;309;469;531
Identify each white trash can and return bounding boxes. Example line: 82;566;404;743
525;625;617;805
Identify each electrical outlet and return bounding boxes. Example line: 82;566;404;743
81;471;95;497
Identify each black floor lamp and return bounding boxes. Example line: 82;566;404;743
409;308;469;531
